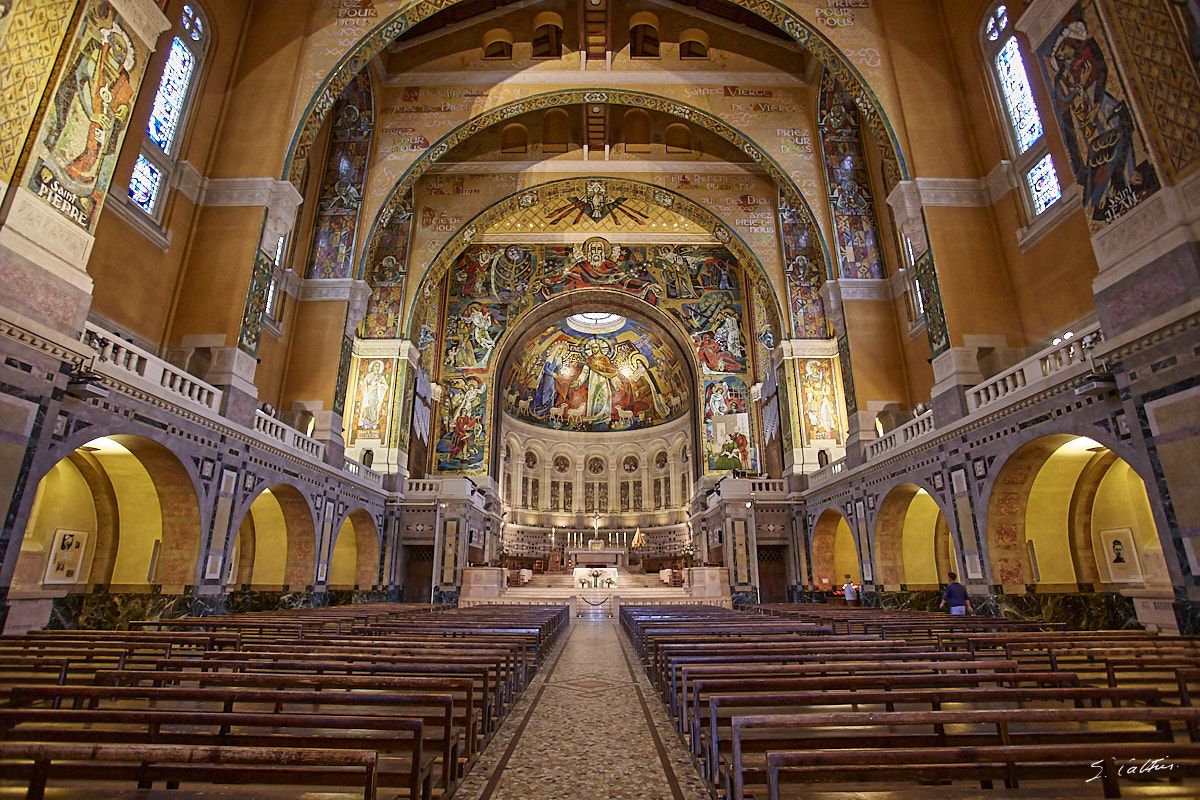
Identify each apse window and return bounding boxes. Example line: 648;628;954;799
567;312;626;333
532;13;563;58
679;29;708;60
629;13;660;58
126;3;209;222
483;29;513;59
981;4;1062;221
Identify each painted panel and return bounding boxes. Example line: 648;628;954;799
780;195;830;339
818;71;886;280
704;375;753;471
24;0;150;233
1037;0;1161;231
349;356;394;443
797;358;841;443
435;375;487;473
306;70;372;279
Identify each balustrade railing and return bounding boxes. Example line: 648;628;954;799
344;457;383;486
966;324;1100;414
254;410;324;459
808;457;846;487
864;409;935;461
84;323;221;412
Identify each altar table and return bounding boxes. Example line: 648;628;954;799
573;567;618;587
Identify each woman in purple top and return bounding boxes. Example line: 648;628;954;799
939;572;972;615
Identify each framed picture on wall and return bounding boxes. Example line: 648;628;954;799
1101;528;1143;583
43;529;89;585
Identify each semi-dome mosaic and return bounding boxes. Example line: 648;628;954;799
503;317;688;432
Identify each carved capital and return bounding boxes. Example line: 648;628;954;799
109;0;171;49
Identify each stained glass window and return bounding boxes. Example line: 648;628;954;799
127;4;208;220
147;37;196;153
985;5;1008;42
1027;153;1062;214
129;154;162;213
995;37;1042;153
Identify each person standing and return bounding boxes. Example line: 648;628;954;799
940;572;972;615
843;576;857;606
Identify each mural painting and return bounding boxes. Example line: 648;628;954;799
798;358;841;443
704;375;753;471
348;356;395;443
306;70;373;279
25;0;149;234
502;317;689;432
818;71;886;280
1037;1;1160;230
751;279;777;377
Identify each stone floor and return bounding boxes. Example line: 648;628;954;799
449;609;712;800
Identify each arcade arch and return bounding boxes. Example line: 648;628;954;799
811;508;859;592
985;435;1171;591
13;436;201;593
231;485;317;589
873;483;953;591
328;509;381;590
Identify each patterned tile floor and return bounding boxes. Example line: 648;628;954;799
449;611;712;800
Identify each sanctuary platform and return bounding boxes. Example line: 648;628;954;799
458;566;731;616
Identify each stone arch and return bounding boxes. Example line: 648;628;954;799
486;289;705;482
231;484;317;590
984;434;1169;592
873;482;952;591
401;176;786;340
811;507;858;591
367;98;830;297
328;508;380;589
13;435;202;595
282;2;907;193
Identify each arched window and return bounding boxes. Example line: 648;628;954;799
982;4;1062;217
483;29;513;59
664;123;692;154
543;109;570;153
679;28;708;59
127;3;209;220
622;109;651;153
501;123;528;154
532;12;563;58
629;12;659;59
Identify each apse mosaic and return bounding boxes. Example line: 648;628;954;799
430;235;758;476
1036;1;1160;231
501;317;689;433
306;71;373;279
818;72;886;280
25;0;150;234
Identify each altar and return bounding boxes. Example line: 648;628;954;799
567;538;627;567
573;567;619;588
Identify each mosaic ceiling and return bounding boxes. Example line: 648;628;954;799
502;314;689;433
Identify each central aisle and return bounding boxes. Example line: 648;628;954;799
451;614;710;800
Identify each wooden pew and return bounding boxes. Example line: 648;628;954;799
730;706;1200;800
0;742;380;800
0;706;433;799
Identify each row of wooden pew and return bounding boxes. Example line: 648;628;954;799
622;603;1200;800
0;602;568;800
